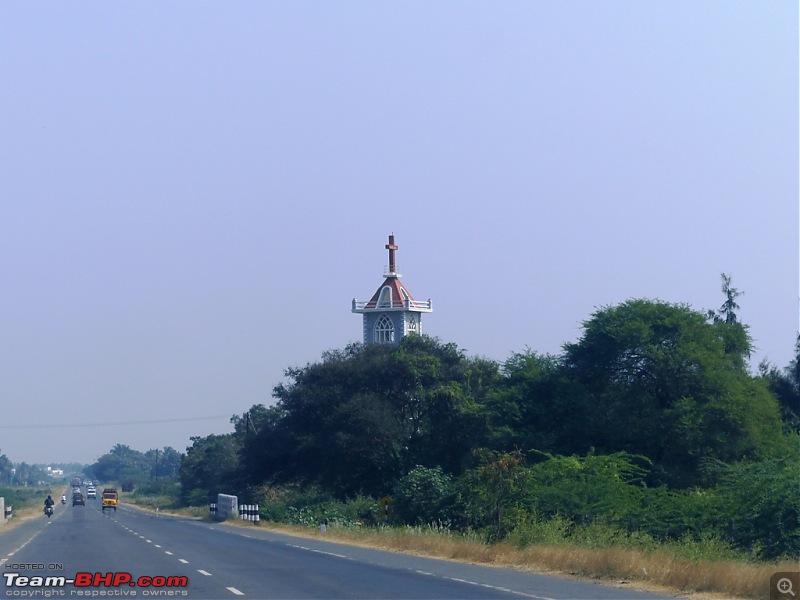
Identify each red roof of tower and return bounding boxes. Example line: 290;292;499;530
364;277;420;309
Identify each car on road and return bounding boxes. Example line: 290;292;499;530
86;488;96;499
72;492;85;506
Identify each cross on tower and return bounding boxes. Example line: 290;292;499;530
386;234;398;274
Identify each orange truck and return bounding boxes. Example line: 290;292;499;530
101;488;118;512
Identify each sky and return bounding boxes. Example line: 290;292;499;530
1;2;797;465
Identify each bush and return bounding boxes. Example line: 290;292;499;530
184;488;212;507
255;486;380;528
505;513;572;547
393;466;454;525
716;457;800;559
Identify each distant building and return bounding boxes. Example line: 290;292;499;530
352;234;432;346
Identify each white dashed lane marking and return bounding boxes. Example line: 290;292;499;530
227;587;244;596
197;570;212;576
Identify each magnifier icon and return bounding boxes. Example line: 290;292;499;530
777;578;796;597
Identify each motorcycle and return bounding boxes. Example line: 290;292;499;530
61;496;66;505
44;505;53;518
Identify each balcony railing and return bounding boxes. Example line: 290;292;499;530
352;298;432;312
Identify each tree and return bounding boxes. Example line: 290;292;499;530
759;335;800;431
707;273;743;325
458;450;530;540
563;299;785;486
242;336;497;498
90;445;150;490
483;350;592;456
145;447;183;479
392;465;454;525
179;434;241;504
0;451;12;484
706;273;751;362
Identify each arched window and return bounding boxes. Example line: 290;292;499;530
374;314;394;344
377;286;392;308
407;313;418;334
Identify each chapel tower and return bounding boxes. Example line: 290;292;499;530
352;234;432;345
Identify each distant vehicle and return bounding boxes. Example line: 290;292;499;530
86;489;96;499
72;492;85;507
101;489;118;512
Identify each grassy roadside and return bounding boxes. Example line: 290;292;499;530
126;497;793;600
239;521;792;600
0;484;68;530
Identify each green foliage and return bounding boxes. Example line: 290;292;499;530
257;487;379;527
90;444;149;489
146;447;182;479
0;451;13;484
7;462;52;486
715;457;800;560
179;434;242;502
484;351;592;455
0;485;48;510
247;336;496;498
563;299;784;486
457;450;531;540
504;513;573;547
527;452;650;530
392;465;454;525
183;488;212;507
89;445;183;492
759;336;800;431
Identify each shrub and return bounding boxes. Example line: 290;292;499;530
716;457;800;559
393;466;454;525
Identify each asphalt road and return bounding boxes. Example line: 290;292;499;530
1;501;678;599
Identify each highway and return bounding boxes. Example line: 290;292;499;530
1;500;677;599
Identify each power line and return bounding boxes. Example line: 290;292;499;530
0;415;231;429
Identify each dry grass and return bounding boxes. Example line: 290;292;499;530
231;522;795;600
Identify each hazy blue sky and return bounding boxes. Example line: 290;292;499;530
1;2;797;465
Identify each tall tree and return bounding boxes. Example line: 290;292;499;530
709;273;744;325
706;273;751;361
759;334;800;431
0;451;12;484
90;444;150;490
242;336;496;498
145;446;183;479
179;434;241;504
563;299;785;486
484;350;592;456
